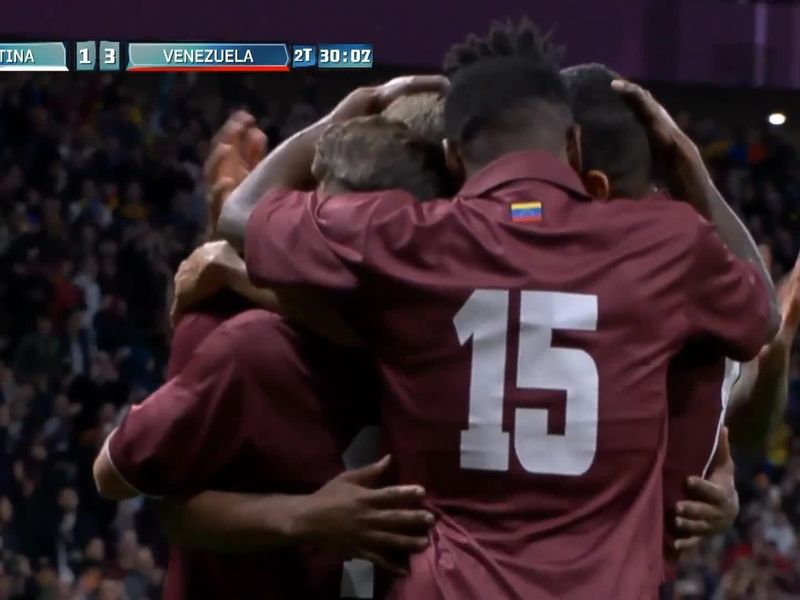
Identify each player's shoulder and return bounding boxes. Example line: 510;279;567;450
210;308;284;340
170;310;235;377
172;311;227;351
614;190;699;220
323;188;436;211
319;189;456;236
606;191;703;245
185;309;282;364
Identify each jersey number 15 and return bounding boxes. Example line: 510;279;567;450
454;290;599;476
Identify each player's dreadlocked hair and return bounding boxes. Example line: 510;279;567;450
442;17;565;77
442;18;572;165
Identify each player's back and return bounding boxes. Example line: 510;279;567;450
331;152;770;599
243;149;769;599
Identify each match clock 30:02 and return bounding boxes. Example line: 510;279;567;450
317;44;373;69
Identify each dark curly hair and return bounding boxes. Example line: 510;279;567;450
442;17;564;77
441;18;572;166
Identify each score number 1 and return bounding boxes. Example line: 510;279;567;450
76;41;96;71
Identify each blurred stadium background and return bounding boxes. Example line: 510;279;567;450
3;1;800;598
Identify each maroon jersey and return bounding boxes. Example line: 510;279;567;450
108;309;378;599
662;352;740;576
244;150;770;599
157;305;233;600
165;292;251;377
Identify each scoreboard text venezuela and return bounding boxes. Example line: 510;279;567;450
0;42;373;71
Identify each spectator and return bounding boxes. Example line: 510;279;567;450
72;258;101;332
12;316;60;385
61;311;91;378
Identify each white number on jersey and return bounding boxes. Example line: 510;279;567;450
455;290;599;476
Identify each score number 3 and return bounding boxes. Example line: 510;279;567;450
454;290;599;476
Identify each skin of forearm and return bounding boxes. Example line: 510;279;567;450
727;349;789;451
217;117;332;251
157;491;302;554
674;141;780;338
727;359;759;422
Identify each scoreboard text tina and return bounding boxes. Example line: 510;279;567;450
0;42;373;72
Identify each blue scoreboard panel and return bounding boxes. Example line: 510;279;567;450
0;41;374;72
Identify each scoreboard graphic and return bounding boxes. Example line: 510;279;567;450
0;41;373;72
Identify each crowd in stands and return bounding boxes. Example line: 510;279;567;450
0;72;798;599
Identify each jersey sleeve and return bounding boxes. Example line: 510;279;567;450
107;333;246;497
244;188;454;290
684;219;771;361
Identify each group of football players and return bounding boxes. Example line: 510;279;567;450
91;19;800;600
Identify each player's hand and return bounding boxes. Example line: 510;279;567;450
204;111;267;233
292;455;434;575
775;252;800;348
674;427;738;551
754;251;800;376
330;75;449;123
170;240;245;326
612;78;719;214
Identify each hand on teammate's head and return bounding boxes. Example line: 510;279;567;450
170;241;244;326
611;79;694;159
330;75;450;123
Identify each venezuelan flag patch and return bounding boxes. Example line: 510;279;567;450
510;201;542;223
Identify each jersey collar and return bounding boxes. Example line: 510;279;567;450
458;150;590;200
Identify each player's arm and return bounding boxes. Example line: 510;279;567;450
92;338;251;500
727;356;787;452
727;254;800;448
157;457;432;574
728;359;759;417
681;217;774;361
179;113;362;345
93;434;141;500
674;155;779;340
171;240;362;347
673;253;800;549
673;427;738;551
93;334;432;572
217;75;448;252
613;80;780;341
670;149;777;335
204;110;267;239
